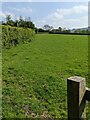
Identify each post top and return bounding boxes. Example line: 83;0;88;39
67;76;85;82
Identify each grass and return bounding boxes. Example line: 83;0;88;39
2;34;89;118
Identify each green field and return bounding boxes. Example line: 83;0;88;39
2;34;89;118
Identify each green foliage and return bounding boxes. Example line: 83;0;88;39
2;25;35;48
2;15;36;29
6;15;11;23
2;34;89;118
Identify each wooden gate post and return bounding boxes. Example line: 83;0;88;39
67;76;86;119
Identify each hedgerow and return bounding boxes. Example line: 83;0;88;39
2;25;35;48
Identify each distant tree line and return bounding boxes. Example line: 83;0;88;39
38;25;71;34
1;15;38;33
38;24;90;35
50;28;90;35
49;27;71;34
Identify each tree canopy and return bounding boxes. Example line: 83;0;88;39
2;15;36;30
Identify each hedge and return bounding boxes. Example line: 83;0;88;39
49;30;90;35
2;25;35;47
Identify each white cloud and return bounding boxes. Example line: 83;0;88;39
63;16;88;28
4;12;15;18
55;5;88;16
47;12;63;22
11;7;33;13
0;7;33;20
72;5;88;14
36;4;88;28
0;11;6;18
0;11;15;21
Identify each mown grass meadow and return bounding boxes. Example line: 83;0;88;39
2;34;89;118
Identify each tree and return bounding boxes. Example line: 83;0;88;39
2;14;36;30
35;27;38;34
25;17;31;22
43;25;53;31
6;15;11;23
14;20;18;27
6;15;15;26
18;16;25;27
58;27;62;32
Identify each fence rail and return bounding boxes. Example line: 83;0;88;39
67;76;90;119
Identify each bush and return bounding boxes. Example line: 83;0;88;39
2;25;35;48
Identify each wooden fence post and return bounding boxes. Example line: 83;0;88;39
67;76;86;119
86;87;90;101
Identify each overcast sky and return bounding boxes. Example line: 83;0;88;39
1;2;89;29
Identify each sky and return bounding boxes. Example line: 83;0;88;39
0;1;89;29
1;0;89;2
